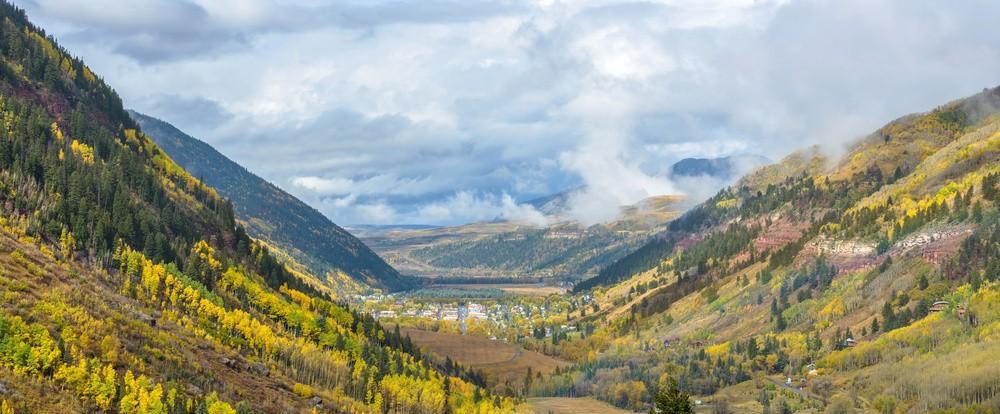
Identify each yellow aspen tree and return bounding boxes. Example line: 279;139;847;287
61;57;77;79
55;358;89;390
50;122;63;141
119;371;139;413
100;335;119;364
204;393;236;414
70;139;95;164
90;363;116;410
60;228;75;260
82;66;97;84
119;371;165;414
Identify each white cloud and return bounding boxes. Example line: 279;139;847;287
555;90;677;224
18;0;1000;225
291;176;356;194
290;174;440;197
416;191;548;226
573;26;676;80
356;202;398;225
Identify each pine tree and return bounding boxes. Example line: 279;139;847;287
523;366;535;396
881;302;896;331
917;273;929;290
655;377;693;414
442;377;452;414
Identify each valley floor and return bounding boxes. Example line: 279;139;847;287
527;397;635;414
400;328;571;394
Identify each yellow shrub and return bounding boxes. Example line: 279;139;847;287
715;198;738;209
705;342;730;358
818;298;846;321
292;383;313;398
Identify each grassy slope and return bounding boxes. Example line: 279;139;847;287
0;222;311;413
544;87;1000;413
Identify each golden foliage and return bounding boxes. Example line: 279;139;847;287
704;342;729;358
54;357;117;410
292;383;314;398
0;313;62;375
119;370;166;414
378;375;446;414
81;65;97;84
818;297;846;321
70;139;94;164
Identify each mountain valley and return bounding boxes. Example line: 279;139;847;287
0;2;998;414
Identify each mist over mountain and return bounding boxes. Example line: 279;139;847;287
524;155;768;219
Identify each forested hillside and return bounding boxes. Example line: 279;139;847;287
131;112;414;292
534;87;1000;413
367;195;684;280
0;2;507;413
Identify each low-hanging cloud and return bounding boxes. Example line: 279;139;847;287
417;191;549;226
557;91;677;225
18;0;1000;225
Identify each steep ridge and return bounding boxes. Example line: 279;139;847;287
130;112;414;292
0;2;509;413
541;87;1000;413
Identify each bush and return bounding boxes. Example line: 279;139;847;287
292;383;313;398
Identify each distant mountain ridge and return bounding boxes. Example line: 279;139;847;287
131;111;415;291
670;154;770;179
365;194;686;281
524;186;584;216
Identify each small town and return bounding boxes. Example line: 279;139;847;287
356;291;596;340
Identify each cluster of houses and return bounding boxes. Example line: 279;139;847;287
358;292;596;340
372;302;510;323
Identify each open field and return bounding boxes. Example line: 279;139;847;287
400;328;570;392
527;397;635;414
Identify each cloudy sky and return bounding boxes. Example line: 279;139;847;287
16;0;1000;225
